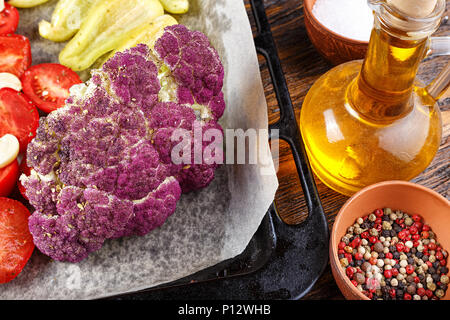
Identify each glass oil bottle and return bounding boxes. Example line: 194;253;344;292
299;0;450;196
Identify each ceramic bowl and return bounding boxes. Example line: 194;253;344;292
330;181;450;300
303;0;369;65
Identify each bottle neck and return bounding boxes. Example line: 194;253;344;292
351;24;429;121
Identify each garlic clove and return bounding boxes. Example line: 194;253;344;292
0;134;20;169
0;72;22;91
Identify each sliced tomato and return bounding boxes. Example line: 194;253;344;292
0;88;39;152
0;197;34;284
0;34;32;77
0;3;19;35
17;155;31;200
21;63;82;113
0;160;19;197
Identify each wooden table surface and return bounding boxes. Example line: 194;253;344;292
244;0;450;300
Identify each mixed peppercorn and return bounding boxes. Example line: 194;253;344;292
338;208;449;300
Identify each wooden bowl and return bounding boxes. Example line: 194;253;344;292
303;0;369;65
330;181;450;300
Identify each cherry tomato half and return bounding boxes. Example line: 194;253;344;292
21;63;82;113
0;88;39;152
17;155;31;200
0;197;34;284
0;159;19;197
0;34;32;77
0;3;19;35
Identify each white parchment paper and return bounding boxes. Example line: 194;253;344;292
1;0;278;299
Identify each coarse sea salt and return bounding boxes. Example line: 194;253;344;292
312;0;374;42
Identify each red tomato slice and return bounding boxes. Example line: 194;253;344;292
0;3;19;35
0;34;32;77
21;63;82;113
17;155;31;200
0;197;34;284
0;88;39;153
0;160;19;197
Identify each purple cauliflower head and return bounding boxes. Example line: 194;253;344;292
22;25;225;262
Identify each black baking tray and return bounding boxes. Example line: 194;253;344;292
110;0;329;300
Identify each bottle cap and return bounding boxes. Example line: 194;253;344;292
387;0;437;18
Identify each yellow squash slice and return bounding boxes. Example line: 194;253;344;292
102;14;178;64
39;0;100;42
8;0;50;8
159;0;189;14
59;0;164;71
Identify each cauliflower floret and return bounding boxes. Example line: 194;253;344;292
23;25;225;262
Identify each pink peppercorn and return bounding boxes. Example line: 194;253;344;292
369;236;377;244
374;209;383;217
396;243;405;252
389;289;396;298
351;237;361;248
413;222;422;230
346;267;354;278
345;253;352;263
354;252;363;260
398;230;408;240
405;265;414;274
417;287;426;296
404;293;412;300
384;269;393;278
